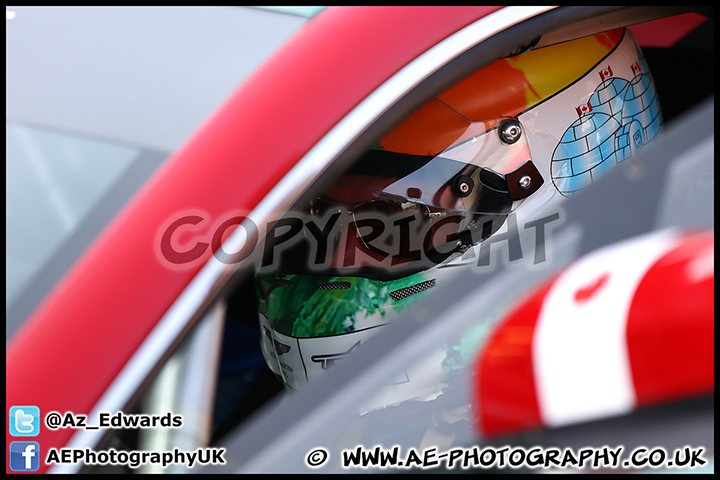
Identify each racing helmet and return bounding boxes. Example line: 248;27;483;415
257;28;663;408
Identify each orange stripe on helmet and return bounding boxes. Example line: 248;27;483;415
376;98;471;157
378;29;625;156
441;28;625;121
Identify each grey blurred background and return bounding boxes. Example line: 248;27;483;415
6;6;319;339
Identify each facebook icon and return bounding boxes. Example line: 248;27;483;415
9;441;41;472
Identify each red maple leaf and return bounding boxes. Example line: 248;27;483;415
574;272;611;302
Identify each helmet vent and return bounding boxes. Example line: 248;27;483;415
318;281;351;290
389;279;436;302
276;279;293;289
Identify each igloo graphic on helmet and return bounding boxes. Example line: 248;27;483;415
257;28;664;410
551;49;663;196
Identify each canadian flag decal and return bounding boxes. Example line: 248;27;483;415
576;102;592;117
631;62;642;76
599;65;613;81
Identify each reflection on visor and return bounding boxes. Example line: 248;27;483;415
270;118;544;278
333;117;537;217
308;197;436;258
333;152;514;215
307;193;510;270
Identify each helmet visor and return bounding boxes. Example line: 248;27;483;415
328;117;535;217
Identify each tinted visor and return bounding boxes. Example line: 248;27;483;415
328;117;537;215
316;120;543;259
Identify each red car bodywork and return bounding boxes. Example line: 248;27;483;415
6;6;501;473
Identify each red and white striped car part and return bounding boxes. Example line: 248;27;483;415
474;228;714;438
